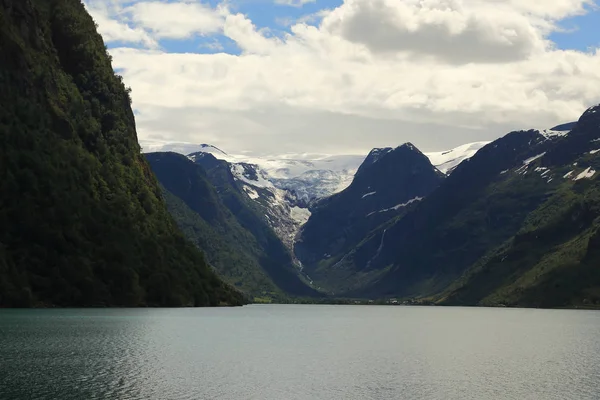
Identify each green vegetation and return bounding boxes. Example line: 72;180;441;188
326;130;556;298
147;152;319;300
439;149;600;308
304;113;600;309
162;182;285;299
0;0;244;307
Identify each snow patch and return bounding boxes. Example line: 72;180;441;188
574;167;596;181
368;197;424;216
362;191;376;199
515;164;528;175
523;152;546;165
425;141;490;174
290;206;311;225
563;170;574;179
534;167;551;178
538;129;569;139
243;186;259;200
500;169;509;175
590;149;600;155
231;164;274;189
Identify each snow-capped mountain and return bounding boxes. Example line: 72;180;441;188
144;142;490;201
143;133;561;249
143;141;490;247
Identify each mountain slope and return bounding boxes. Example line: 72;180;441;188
0;0;243;307
162;152;319;297
146;152;287;299
327;129;562;298
438;106;600;308
295;143;445;292
326;106;600;308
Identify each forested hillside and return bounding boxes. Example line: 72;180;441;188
0;0;244;307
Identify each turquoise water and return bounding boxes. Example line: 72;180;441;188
1;305;599;399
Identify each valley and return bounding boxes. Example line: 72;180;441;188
144;116;600;308
1;0;598;310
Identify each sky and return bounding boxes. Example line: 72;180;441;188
84;0;600;156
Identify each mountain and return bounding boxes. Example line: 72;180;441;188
549;121;578;132
319;107;600;308
146;152;284;299
0;0;244;307
152;152;319;298
187;152;308;251
345;129;562;298
143;142;489;199
143;142;488;249
438;106;600;308
294;143;445;292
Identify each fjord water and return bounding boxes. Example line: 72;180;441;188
1;306;599;400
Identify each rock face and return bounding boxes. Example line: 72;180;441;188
0;0;244;307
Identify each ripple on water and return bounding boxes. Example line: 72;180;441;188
1;306;600;400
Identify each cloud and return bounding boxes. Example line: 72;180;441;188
223;13;283;54
321;0;544;63
96;0;600;155
84;1;158;47
124;1;226;39
320;0;597;64
275;0;316;7
84;0;227;45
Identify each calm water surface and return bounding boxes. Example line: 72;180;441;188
1;305;599;399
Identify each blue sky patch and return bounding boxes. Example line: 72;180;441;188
550;8;600;51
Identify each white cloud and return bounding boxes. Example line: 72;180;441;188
275;0;316;7
84;1;158;47
125;1;226;39
96;0;600;155
321;0;546;63
223;13;282;54
84;0;226;45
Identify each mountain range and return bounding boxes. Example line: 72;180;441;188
144;115;600;308
2;0;598;309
